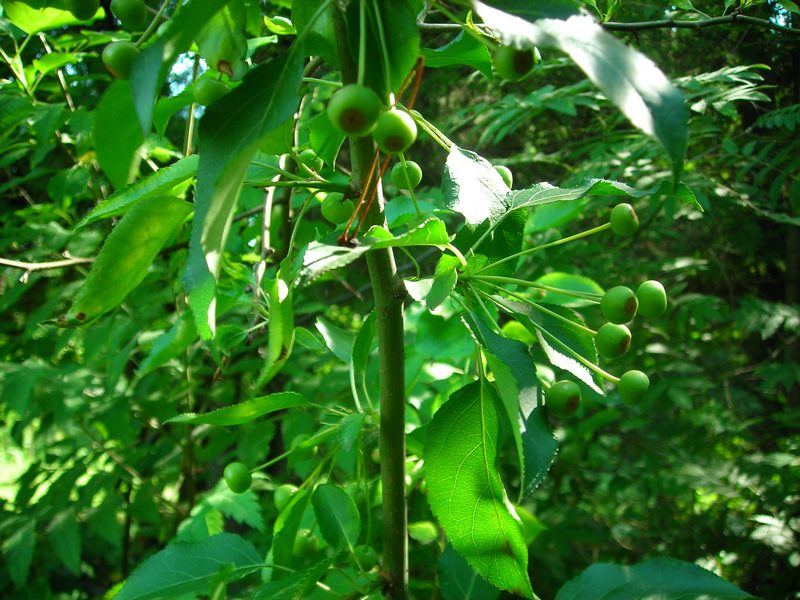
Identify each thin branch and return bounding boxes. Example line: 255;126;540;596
0;254;94;272
603;12;800;37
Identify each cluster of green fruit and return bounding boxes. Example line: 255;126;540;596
546;278;667;418
327;84;418;154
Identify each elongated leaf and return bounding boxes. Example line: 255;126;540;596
115;533;261;600
185;51;303;339
64;196;191;325
270;489;311;580
76;155;198;228
257;265;295;387
442;146;510;225
316;317;354;364
46;509;80;575
473;5;687;180
521;406;557;495
165;391;307;426
255;558;335;599
4;1;101;34
298;218;450;285
555;557;756;600
138;312;198;375
501;298;602;393
311;484;361;550
3;517;36;588
423;31;493;78
439;544;500;600
426;380;534;598
94;81;144;189
350;312;376;410
534;272;603;308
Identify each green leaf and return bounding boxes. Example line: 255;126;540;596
308;110;345;168
185;52;303;339
311;484;361;550
339;413;365;453
165;392;307;426
254;558;335;599
438;544;500;600
555;557;757;600
65;196;191;325
94;81;144;189
473;5;687;181
425;380;534;598
76;155;198;228
533;273;604;308
4;1;101;34
508;178;685;211
299;218;450;285
2;517;36;588
138;312;198;376
257;265;295;387
316;317;354;364
501;298;602;393
270;489;310;580
350;311;376;411
521;407;557;495
423;30;493;79
442;146;510;225
115;533;262;600
46;509;80;575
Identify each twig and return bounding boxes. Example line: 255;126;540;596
0;254;94;272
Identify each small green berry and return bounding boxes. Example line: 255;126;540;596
353;545;379;571
65;0;100;20
595;323;632;359
601;286;638;324
273;483;298;511
110;0;148;30
494;165;513;187
223;462;251;494
391;160;422;189
320;192;354;224
610;203;639;237
636;280;667;319
293;528;320;557
546;380;581;419
193;78;228;105
493;45;537;81
373;110;417;154
297;148;324;172
327;84;383;136
618;370;650;404
102;41;140;80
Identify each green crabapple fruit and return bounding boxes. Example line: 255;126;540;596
273;483;298;511
610;203;639;237
293;528;321;557
618;370;650;404
546;380;581;419
320;193;354;224
373;110;417;154
327;84;383;136
493;45;538;81
353;545;379;571
193;78;228;106
223;462;251;494
297;148;324;172
601;286;638;324
65;0;99;20
636;280;668;319
494;165;513;188
391;160;422;189
110;0;148;30
595;323;632;358
102;41;140;80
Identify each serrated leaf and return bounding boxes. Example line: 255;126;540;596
2;517;36;588
76;155;198;228
311;484;361;550
555;557;757;600
95;81;144;189
254;558;335;600
138;312;198;375
46;509;80;575
165;391;307;426
500;298;602;393
298;218;450;285
442;146;510;225
473;6;687;181
65;195;191;325
521;407;557;495
438;544;501;600
423;30;493;78
426;380;534;598
115;533;261;600
185;51;303;339
534;273;603;308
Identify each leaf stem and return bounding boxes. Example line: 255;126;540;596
469;274;603;301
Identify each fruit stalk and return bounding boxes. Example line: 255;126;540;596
333;7;408;598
